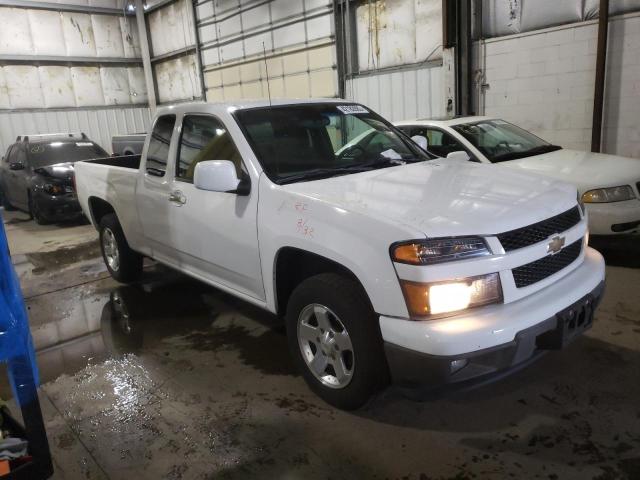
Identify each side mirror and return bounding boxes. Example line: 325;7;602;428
446;151;470;162
9;163;25;171
194;160;249;195
411;135;428;150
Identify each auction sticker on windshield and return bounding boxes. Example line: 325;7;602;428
336;105;369;114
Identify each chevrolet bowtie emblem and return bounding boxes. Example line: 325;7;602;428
547;235;566;254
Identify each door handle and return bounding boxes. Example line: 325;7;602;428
168;191;186;206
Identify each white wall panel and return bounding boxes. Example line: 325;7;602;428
0;6;145;109
1;8;141;60
120;17;141;58
92;15;125;57
148;0;195;57
155;55;200;103
62;13;97;56
17;0;128;6
127;67;148;104
482;0;640;38
0;69;9;110
29;10;67;56
39;66;76;108
0;8;34;55
0;106;151;157
100;67;131;105
355;0;442;71
4;66;44;109
345;65;445;121
71;67;105;106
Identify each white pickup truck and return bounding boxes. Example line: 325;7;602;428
75;99;605;409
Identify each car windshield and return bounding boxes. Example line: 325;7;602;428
27;141;109;167
234;103;433;184
451;119;562;163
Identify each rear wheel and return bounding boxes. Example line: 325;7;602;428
99;213;143;283
286;273;389;410
0;186;15;211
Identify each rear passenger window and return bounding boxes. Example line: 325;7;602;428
176;115;242;183
146;115;176;177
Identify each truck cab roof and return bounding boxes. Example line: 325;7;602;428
155;98;349;117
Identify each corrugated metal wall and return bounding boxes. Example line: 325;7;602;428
197;0;338;101
0;106;151;156
345;64;445;121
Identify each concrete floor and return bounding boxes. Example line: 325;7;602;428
2;209;639;480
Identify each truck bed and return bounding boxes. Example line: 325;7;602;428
75;155;143;249
84;154;142;169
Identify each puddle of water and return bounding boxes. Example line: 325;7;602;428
1;273;293;400
26;241;101;275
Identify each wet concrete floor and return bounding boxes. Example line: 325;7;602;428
2;209;639;479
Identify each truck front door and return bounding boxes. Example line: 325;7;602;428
166;113;264;301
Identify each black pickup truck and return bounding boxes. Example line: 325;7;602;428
0;133;108;224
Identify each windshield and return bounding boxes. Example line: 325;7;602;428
451;119;561;163
27;141;109;168
234;104;433;184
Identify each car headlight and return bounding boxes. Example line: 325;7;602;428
391;237;490;265
582;185;635;203
43;183;65;195
400;273;503;318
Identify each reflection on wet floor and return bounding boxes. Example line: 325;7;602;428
4;267;293;401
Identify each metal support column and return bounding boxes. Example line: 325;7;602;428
591;0;609;153
190;0;207;100
455;0;473;116
136;0;157;113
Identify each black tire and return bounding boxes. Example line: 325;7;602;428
99;213;143;283
0;186;15;211
286;273;389;410
28;193;49;225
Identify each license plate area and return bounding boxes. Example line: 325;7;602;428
536;294;595;350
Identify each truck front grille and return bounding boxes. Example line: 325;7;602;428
512;239;582;288
497;206;581;252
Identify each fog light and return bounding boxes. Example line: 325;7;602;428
450;358;468;374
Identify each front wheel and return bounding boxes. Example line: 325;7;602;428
99;213;143;283
28;193;49;225
286;273;389;410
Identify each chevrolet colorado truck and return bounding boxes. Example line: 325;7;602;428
75;100;606;410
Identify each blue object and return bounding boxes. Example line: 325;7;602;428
0;213;40;406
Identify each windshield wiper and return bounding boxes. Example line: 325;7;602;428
492;144;562;162
277;157;412;184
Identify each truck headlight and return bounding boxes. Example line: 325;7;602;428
400;273;502;318
392;237;490;265
582;185;635;203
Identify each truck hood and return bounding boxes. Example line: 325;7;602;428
282;161;577;238
500;149;640;193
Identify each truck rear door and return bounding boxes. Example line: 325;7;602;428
136;114;178;262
